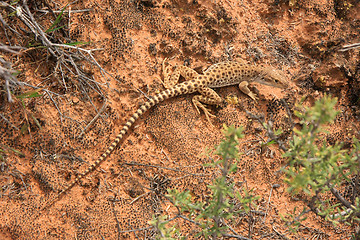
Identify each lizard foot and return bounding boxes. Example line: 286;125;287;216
192;99;216;126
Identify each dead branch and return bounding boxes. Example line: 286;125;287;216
0;1;113;103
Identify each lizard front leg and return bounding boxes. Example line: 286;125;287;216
238;81;258;102
192;87;223;124
162;58;199;89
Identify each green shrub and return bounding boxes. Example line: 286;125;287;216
283;95;360;230
151;126;257;239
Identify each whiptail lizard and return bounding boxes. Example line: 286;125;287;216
40;58;288;212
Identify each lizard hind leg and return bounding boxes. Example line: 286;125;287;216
192;87;223;125
162;58;199;89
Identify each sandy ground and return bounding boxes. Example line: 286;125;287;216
0;0;360;239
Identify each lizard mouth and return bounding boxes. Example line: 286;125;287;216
254;77;288;89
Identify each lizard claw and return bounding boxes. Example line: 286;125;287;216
249;92;258;102
193;103;201;115
192;99;216;126
203;109;215;127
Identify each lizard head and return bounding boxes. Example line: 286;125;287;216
254;66;289;89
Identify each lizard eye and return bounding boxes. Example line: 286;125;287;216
275;79;279;83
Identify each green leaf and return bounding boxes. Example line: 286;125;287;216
265;140;277;146
10;1;19;6
1;145;25;157
8;146;25;157
46;25;65;33
64;41;90;46
11;70;21;76
274;127;283;135
45;4;68;33
31;114;42;130
16;90;43;99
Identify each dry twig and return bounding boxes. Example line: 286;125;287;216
0;44;24;102
0;1;113;104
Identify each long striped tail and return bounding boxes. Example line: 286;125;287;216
39;86;189;212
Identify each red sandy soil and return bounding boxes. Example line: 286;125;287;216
0;0;359;239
